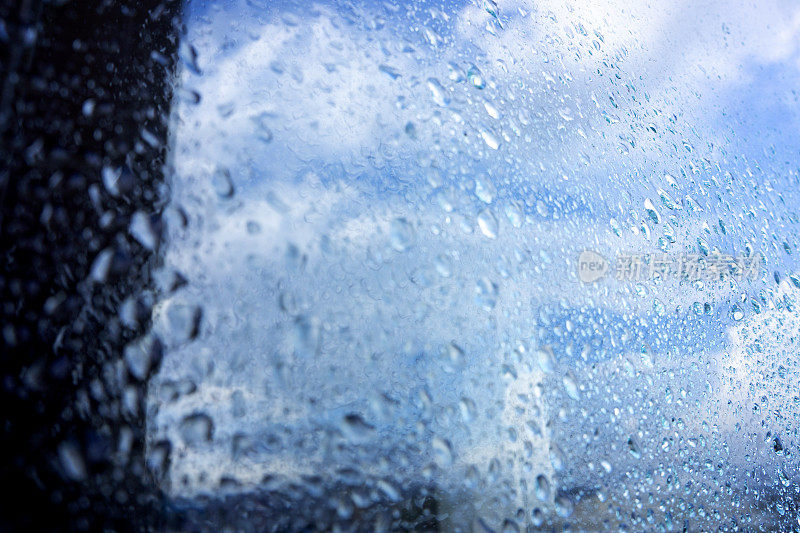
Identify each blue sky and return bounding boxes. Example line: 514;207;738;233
149;0;800;527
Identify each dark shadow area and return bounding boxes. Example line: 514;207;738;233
1;1;180;530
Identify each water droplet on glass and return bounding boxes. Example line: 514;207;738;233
475;277;498;310
628;436;641;459
124;335;163;381
129;211;160;251
179;40;202;75
474;177;496;204
179;412;214;445
58;442;87;481
467;64;485;89
435;254;452;277
644;198;660;224
158;300;202;346
501;519;520;533
477;209;498;239
341;413;374;441
389;217;414;252
212;167;234;198
427;77;450;107
504;202;523;228
432;436;453;466
480;129;500;150
535;474;551;501
610;217;621;236
657;188;679;210
291;315;320;357
562;374;580;400
554;493;573;518
536;346;555;373
531;508;544;527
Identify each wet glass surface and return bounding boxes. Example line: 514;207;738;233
143;0;800;529
4;0;800;530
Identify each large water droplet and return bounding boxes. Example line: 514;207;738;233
504;202;523;228
475;277;498;310
535;474;551;501
644;198;660;224
554;493;574;518
389;217;414;252
536;346;555;373
212;167;234;198
474;177;496;204
467;64;485;89
477;209;499;238
562;373;580;400
427;77;450;107
480;129;500;150
341;413;374;441
180;412;214;445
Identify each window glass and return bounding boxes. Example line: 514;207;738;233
149;0;800;529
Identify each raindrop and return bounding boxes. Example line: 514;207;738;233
246;220;261;234
389;217;414;252
628;436;641;459
124;335;163;381
550;443;565;471
291;315;320;357
531;508;544;527
179;40;202;75
504;202;523;228
432;436;453;466
445;342;465;366
644;198;660;224
609;217;621;236
477;209;499;238
480;129;500;150
435;254;452;277
427;77;450;107
341;413;374;441
378;64;401;79
474;176;496;204
377;479;401;502
157;300;202;346
459;397;476;422
562;374;580;400
475;277;498;310
179;413;214;445
657;188;679;210
58;442;87;481
684;194;703;213
212;167;234;198
501;519;520;533
554;493;573;518
467;64;485;89
535;474;551;501
536;346;555;373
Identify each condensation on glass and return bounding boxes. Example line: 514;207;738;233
145;0;800;529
